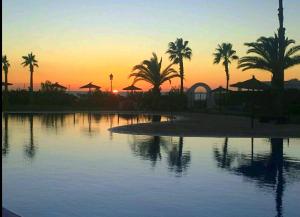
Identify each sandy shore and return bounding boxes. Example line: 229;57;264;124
109;113;300;138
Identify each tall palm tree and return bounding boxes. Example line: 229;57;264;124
213;43;238;91
278;0;285;93
238;35;300;91
2;55;10;92
22;52;38;93
129;53;179;96
166;38;192;94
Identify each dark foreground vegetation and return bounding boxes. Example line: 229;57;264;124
2;88;187;112
2;88;300;119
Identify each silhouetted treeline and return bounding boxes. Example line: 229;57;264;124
224;89;300;115
2;89;187;111
2;88;299;114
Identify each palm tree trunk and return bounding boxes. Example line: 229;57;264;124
3;71;9;107
275;0;285;116
278;0;285;84
5;71;8;92
179;57;184;94
152;86;161;110
225;64;229;92
30;69;33;93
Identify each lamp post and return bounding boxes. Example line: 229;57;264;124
109;73;113;93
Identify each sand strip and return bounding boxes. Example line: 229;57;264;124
109;113;300;138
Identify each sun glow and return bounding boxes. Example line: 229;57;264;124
112;89;119;94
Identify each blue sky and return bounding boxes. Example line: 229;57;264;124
2;0;300;90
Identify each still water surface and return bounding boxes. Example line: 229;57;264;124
2;113;300;217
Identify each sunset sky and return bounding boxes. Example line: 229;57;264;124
2;0;300;91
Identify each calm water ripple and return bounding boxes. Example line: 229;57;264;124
2;113;300;217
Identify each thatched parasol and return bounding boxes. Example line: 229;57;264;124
231;76;269;128
231;76;269;91
123;85;142;92
80;82;101;92
52;82;67;90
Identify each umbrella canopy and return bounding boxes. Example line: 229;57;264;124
52;82;67;89
80;82;101;90
2;82;13;86
230;76;269;91
123;85;142;91
212;86;227;93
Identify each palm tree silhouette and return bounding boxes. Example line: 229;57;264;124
129;53;179;105
166;38;192;94
277;0;286;94
213;43;238;92
2;55;10;92
238;35;300;91
21;52;38;94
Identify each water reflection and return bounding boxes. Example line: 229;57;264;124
167;137;191;175
213;138;300;217
41;113;66;130
2;114;9;156
24;115;37;159
213;137;235;168
2;114;300;217
130;136;191;176
80;113;99;136
118;114;140;125
130;136;163;167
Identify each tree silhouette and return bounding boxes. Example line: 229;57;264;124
2;55;10;92
213;43;238;91
166;38;192;94
130;53;179;97
22;52;39;95
238;35;300;91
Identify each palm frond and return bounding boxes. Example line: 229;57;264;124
284;55;300;69
285;45;300;57
129;53;179;91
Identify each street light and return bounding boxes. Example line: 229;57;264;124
109;73;113;93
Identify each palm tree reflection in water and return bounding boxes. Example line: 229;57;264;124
213;138;300;217
24;115;37;159
130;136;191;175
2;114;9;156
167;137;191;176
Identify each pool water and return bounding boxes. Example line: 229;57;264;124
2;113;300;217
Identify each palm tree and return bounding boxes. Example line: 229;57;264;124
2;55;10;92
213;43;238;91
238;35;300;91
166;38;192;94
129;53;179;97
22;52;38;93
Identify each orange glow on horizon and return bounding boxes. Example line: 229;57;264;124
3;0;300;92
